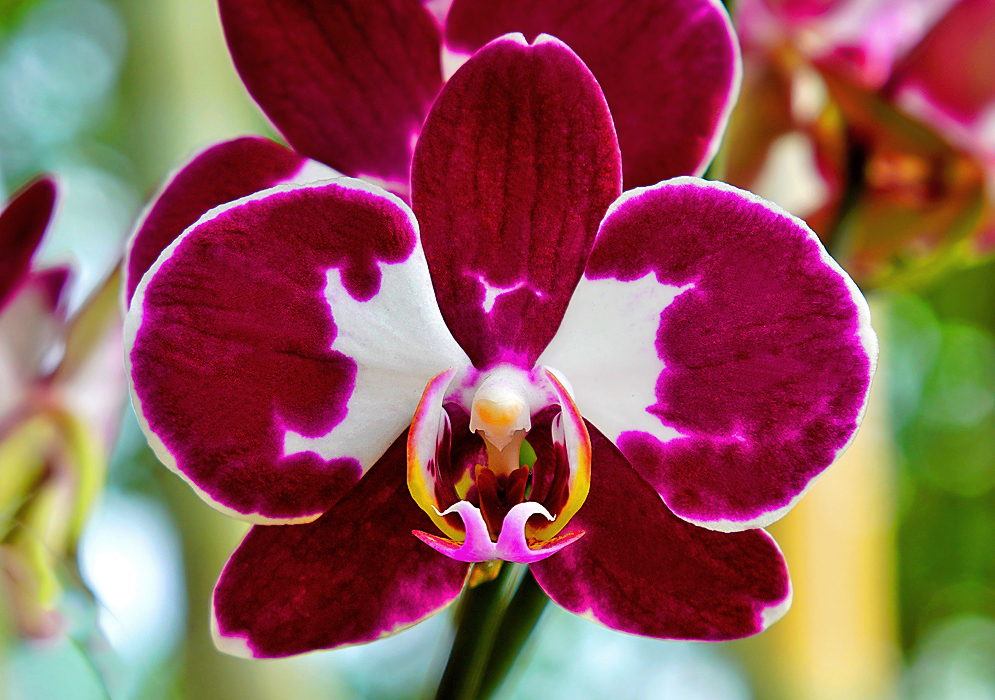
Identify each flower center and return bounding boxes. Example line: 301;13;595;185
406;366;590;564
468;367;532;476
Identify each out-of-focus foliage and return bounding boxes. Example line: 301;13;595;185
501;605;752;700
0;1;155;699
886;290;995;658
905;616;995;700
0;0;136;303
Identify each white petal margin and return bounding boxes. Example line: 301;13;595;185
124;176;470;524
121;139;340;311
695;0;744;177
539;177;879;533
758;529;793;631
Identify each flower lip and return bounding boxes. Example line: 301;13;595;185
407;364;592;562
412;500;586;564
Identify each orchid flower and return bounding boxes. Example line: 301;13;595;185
0;178;125;637
125;30;877;658
730;0;995;285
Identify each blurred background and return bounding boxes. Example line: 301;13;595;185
0;0;992;698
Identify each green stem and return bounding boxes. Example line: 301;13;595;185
477;570;549;700
433;563;523;700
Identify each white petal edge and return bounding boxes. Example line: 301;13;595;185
124;176;470;524
695;0;744;177
541;177;879;533
120;139;340;312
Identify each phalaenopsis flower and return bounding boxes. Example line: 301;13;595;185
125;1;876;659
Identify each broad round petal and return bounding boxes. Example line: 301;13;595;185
412;34;622;369
219;0;443;190
0;178;56;310
530;426;792;640
538;178;877;531
124;137;336;305
444;0;741;186
212;435;470;658
126;178;469;523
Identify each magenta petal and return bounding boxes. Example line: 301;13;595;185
889;0;995;155
124;137;324;305
546;178;876;530
530;427;791;641
0;178;56;310
213;435;470;658
219;0;443;189
127;178;467;522
412;34;622;369
444;0;741;185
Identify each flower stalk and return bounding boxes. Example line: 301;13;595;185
476;570;550;700
434;564;551;700
433;562;523;700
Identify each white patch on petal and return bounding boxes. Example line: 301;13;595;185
125;177;469;523
441;45;471;82
538;272;691;445
615;178;878;534
477;275;530;313
283;236;470;470
210;595;255;659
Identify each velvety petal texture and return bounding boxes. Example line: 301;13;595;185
530;426;792;640
125;137;337;304
0;178;56;310
412;34;622;369
126;178;468;523
444;0;741;186
219;0;443;190
539;178;877;531
213;435;470;658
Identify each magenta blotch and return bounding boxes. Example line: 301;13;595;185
129;182;420;521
